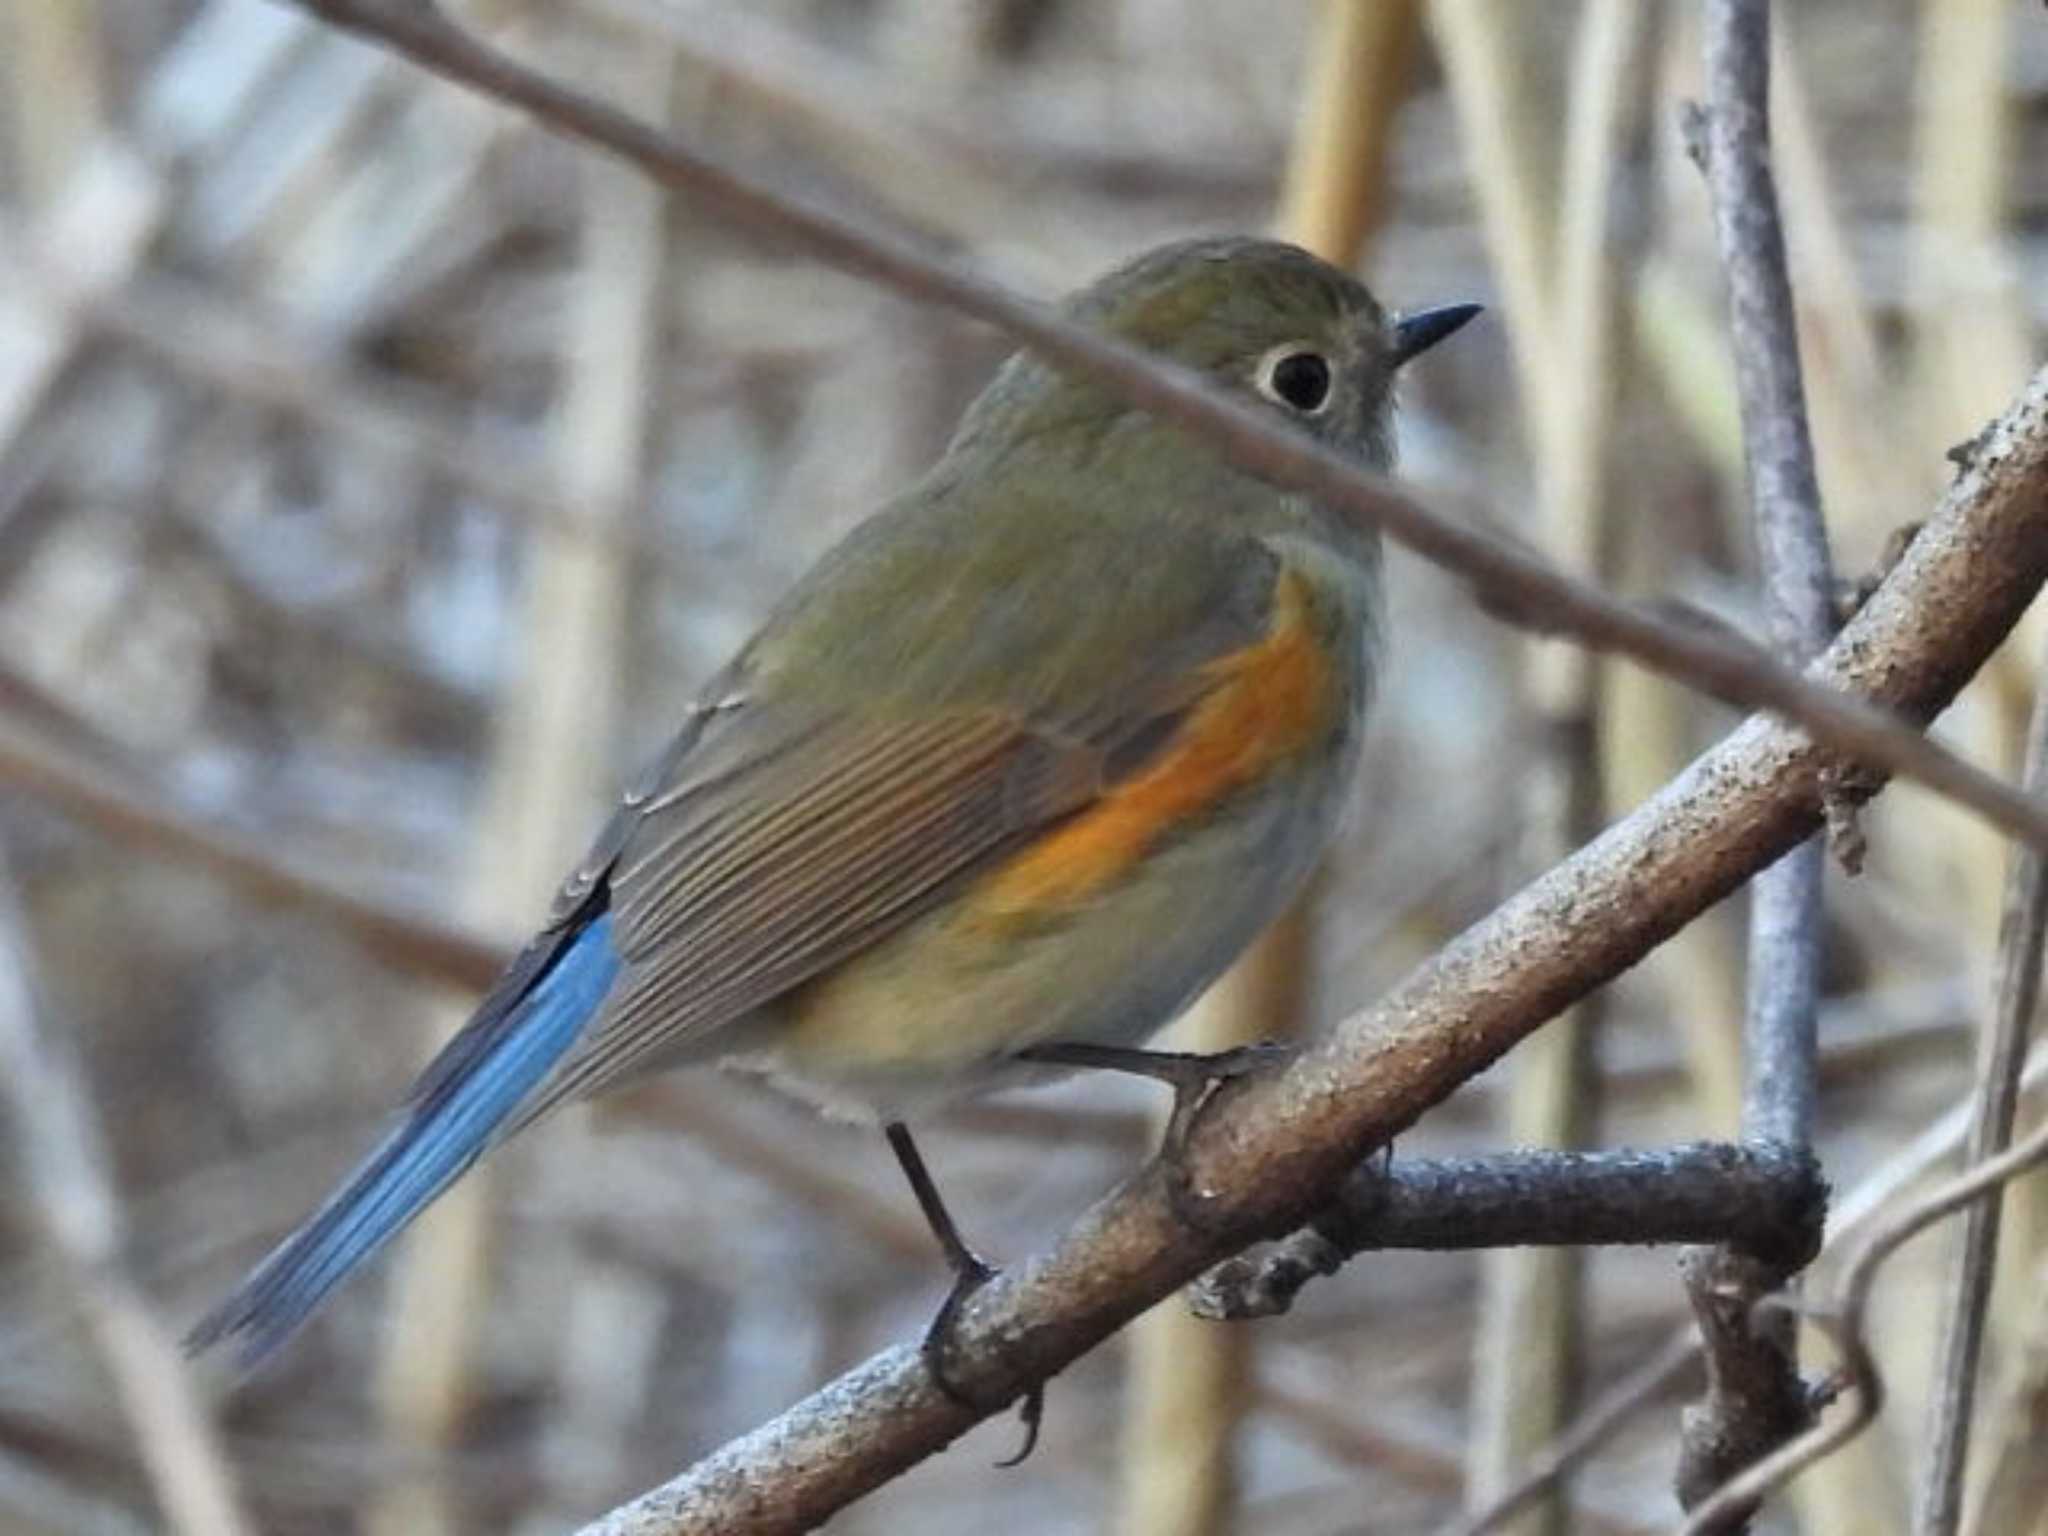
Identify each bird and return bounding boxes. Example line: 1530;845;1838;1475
187;236;1479;1418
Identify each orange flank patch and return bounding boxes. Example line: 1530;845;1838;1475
970;569;1334;925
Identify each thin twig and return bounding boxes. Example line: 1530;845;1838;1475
270;0;2048;854
1703;0;1836;673
1914;627;2048;1534
1703;0;1834;1155
0;714;503;992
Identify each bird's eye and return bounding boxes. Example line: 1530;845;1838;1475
1257;348;1333;414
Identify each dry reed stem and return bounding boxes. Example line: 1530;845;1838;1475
1915;627;2048;1533
0;857;255;1536
2;0;103;210
1899;0;2042;1506
1461;5;1647;1529
1276;0;1420;266
1963;1245;2048;1535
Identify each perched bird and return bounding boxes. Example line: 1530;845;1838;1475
188;238;1478;1402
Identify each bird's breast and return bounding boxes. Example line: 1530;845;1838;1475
965;564;1350;929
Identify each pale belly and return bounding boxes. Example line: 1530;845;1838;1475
717;752;1356;1122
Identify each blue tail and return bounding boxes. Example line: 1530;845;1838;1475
188;911;621;1366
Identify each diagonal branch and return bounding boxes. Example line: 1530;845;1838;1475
572;363;2048;1532
273;0;2048;853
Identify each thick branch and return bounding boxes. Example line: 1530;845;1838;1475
274;0;2048;853
576;365;2048;1533
1189;1143;1823;1322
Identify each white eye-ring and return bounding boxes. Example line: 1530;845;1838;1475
1254;342;1334;415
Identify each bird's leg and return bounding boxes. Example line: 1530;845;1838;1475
1014;1041;1296;1223
884;1121;1043;1465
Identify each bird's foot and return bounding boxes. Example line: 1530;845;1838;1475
1016;1040;1297;1231
921;1251;1045;1468
886;1121;1045;1465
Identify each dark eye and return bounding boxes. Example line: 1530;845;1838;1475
1260;349;1332;413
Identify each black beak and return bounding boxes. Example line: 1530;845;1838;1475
1389;302;1483;368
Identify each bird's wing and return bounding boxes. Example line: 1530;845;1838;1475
492;533;1291;1126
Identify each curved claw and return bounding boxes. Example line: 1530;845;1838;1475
992;1384;1045;1468
919;1256;1048;1467
919;1250;996;1396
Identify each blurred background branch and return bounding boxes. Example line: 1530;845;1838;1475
0;850;254;1536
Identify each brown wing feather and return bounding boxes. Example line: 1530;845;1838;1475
503;705;1106;1127
490;531;1289;1131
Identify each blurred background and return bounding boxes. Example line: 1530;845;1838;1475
0;1;2044;1532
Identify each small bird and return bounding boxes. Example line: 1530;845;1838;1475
189;237;1478;1404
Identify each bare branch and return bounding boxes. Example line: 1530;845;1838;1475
0;714;502;993
272;0;2048;853
1703;0;1836;667
1189;1143;1822;1321
1674;1244;1820;1521
1707;0;1834;1157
